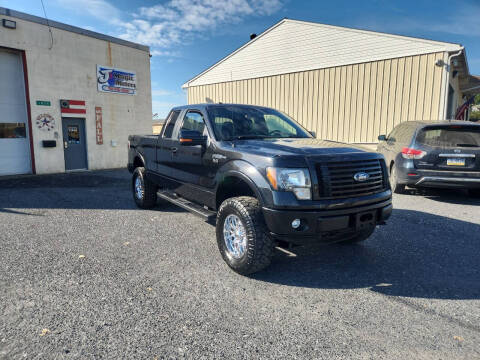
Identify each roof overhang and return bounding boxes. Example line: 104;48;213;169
451;51;480;96
182;18;464;89
0;7;150;53
461;75;480;96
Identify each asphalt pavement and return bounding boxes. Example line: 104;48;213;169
1;169;479;359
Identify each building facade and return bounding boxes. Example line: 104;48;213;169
183;19;480;144
0;7;152;176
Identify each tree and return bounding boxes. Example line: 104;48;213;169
475;94;480;105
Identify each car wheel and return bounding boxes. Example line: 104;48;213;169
390;164;405;194
216;196;274;275
468;188;480;198
132;167;157;209
340;225;376;244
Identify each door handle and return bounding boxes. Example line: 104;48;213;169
170;147;178;153
64;141;68;149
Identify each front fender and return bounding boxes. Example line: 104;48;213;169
215;160;274;207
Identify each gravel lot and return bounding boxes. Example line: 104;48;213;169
1;169;479;359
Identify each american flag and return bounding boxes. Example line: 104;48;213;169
455;96;475;120
60;99;86;116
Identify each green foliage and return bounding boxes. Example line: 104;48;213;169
470;111;480;121
475;94;480;105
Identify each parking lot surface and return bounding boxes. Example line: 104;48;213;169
1;169;479;359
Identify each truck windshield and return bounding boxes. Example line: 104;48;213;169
416;125;480;148
207;105;311;141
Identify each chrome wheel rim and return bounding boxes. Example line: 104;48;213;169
223;214;247;259
134;176;144;200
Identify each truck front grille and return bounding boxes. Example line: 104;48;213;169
315;159;387;199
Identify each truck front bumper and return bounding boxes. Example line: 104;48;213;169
262;199;392;245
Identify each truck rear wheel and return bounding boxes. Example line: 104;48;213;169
132;167;157;209
216;196;274;275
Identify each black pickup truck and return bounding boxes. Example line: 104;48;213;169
128;104;392;274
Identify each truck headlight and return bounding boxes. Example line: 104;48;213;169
266;167;312;200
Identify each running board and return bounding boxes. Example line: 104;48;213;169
157;190;217;221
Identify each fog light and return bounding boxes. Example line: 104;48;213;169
291;219;301;229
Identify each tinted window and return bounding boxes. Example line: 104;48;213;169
67;125;80;144
181;111;206;134
0;123;26;138
163;110;181;138
207;105;310;140
387;124;414;143
386;126;400;142
416;126;480;148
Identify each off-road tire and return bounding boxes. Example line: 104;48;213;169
340;225;376;244
132;167;157;209
216;196;275;275
390;164;405;194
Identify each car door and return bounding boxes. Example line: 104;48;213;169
382;126;400;165
156;109;182;176
170;109;218;206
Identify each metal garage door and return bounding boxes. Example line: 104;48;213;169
0;49;31;176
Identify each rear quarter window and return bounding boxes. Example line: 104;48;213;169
163;110;181;138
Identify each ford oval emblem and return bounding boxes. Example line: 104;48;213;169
354;172;369;182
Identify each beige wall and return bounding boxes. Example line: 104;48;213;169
188;52;446;143
0;14;152;174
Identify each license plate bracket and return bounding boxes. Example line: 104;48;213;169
355;210;376;230
446;158;465;166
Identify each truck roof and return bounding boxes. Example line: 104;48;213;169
171;103;275;111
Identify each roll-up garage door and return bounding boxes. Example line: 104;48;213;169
0;49;31;175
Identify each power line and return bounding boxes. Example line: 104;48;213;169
40;0;54;50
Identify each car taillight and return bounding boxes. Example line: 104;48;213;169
402;147;426;159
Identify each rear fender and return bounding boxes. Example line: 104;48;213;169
128;151;146;172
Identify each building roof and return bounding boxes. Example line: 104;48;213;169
183;18;463;88
0;7;149;52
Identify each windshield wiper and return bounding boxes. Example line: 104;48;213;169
456;143;479;147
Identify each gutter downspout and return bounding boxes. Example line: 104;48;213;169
442;48;464;120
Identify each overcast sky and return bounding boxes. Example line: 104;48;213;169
2;0;479;118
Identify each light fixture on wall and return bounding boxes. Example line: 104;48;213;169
2;19;16;29
435;59;445;67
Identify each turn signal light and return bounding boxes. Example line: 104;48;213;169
401;147;426;159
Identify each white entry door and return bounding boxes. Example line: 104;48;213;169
0;49;31;176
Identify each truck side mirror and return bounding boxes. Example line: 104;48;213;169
179;129;207;146
378;135;387;141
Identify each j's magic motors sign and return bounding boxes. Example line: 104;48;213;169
97;65;136;95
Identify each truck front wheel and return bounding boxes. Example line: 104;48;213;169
216;196;274;275
132;167;157;209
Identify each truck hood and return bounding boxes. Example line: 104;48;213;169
225;138;371;157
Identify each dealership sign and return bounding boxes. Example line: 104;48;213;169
97;65;136;95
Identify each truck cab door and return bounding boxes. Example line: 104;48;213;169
171;110;218;207
156;109;181;176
